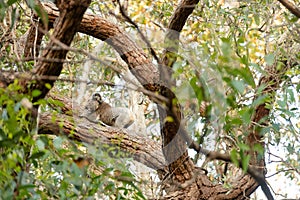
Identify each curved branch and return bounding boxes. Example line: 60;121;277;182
36;100;266;199
162;0;200;68
38;112;167;171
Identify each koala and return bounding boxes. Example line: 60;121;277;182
83;92;135;129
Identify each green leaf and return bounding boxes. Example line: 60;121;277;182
254;14;260;25
190;77;207;102
296;83;300;92
240;55;248;66
241;154;250;172
252;94;268;107
289;16;298;23
26;0;35;7
238;143;250;151
286;143;295;154
7;0;18;6
9;7;17;30
18;184;36;190
53;137;63;150
231;80;245;94
287;88;295;102
277;100;285;108
230;149;239;167
32;89;42;97
239;108;253;124
250;63;264;73
220;38;232;62
36;139;45;150
48;98;65;108
231;117;243;125
239;66;255;87
253;144;264;155
45;83;52;89
34;5;49;30
224;66;255;88
30;151;45;160
276;61;285;71
0;139;15;147
265;54;275;66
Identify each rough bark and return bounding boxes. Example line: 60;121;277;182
278;0;300;18
162;0;200;68
40;93;257;199
41;2;160;88
22;0;91;102
38;111;166;171
159;0;201;188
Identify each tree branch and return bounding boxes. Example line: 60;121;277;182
23;0;91;102
278;0;300;18
38;112;167;171
162;0;200;68
116;0;160;63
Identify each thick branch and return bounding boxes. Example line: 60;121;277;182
38;112;166;171
162;0;199;68
158;0;201;185
241;64;289;200
23;0;91;102
278;0;300;18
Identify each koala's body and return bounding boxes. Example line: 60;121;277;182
83;92;135;129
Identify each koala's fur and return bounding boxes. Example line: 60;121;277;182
83;92;135;129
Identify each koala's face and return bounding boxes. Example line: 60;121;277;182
82;98;99;121
84;98;99;113
82;92;104;119
92;92;103;104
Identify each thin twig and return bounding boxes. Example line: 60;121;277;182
116;0;160;64
265;168;295;178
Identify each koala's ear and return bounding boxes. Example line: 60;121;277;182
92;92;102;103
